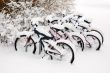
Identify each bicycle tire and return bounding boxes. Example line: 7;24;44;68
91;29;104;44
15;35;36;54
86;35;101;50
56;42;75;64
71;35;85;51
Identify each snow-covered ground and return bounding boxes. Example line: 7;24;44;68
0;0;110;73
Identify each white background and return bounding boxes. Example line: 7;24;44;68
0;0;110;73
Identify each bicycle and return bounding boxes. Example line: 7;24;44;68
15;23;76;64
44;14;85;51
61;14;103;51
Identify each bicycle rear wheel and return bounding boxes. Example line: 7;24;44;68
56;42;75;64
15;35;36;54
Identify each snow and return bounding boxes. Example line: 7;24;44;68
31;17;44;25
0;1;110;73
35;26;52;37
50;24;65;30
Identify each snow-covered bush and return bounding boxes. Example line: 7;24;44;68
0;1;46;44
37;0;74;12
0;0;75;44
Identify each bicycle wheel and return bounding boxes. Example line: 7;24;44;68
86;35;101;50
15;35;36;54
56;42;75;64
91;29;104;44
71;35;84;51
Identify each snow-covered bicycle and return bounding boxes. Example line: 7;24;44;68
60;14;104;51
31;13;104;51
14;23;75;64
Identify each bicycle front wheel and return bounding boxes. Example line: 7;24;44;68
15;35;36;54
71;35;84;51
86;35;101;50
56;42;75;64
91;29;104;44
